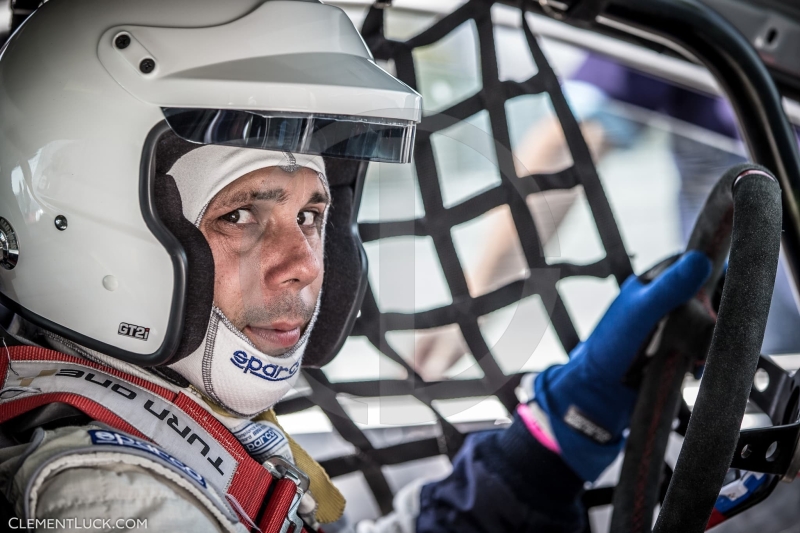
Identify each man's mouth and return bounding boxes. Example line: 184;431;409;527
245;322;304;349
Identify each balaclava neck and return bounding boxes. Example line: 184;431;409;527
166;146;329;418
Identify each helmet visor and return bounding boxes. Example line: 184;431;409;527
162;108;416;164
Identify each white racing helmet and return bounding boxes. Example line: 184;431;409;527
0;0;421;367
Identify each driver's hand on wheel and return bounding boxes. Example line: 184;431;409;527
521;250;711;482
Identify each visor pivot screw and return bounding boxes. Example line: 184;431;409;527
54;215;68;231
114;34;131;50
139;58;156;74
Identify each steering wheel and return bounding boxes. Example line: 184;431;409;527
606;162;782;533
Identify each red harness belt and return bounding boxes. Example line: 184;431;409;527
0;345;309;533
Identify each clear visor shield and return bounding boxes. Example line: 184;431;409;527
163;108;417;164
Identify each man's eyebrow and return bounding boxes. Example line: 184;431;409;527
308;190;330;205
217;188;288;208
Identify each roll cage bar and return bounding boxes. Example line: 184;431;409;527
500;0;800;294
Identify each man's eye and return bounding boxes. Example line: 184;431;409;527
220;209;254;224
297;211;318;227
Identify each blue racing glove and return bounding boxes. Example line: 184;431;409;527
533;250;712;482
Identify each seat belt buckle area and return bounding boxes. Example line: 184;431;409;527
262;455;310;533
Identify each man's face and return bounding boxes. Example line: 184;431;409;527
199;166;328;356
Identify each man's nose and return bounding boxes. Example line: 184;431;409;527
261;225;321;290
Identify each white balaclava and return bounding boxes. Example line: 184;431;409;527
167;146;328;418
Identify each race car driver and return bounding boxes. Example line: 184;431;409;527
0;1;712;532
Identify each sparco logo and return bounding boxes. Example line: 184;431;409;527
230;350;299;382
89;429;207;488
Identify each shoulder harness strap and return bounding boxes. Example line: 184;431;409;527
0;345;323;531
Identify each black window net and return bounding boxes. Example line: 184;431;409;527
276;0;635;521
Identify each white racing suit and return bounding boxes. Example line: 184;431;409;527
0;344;341;532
